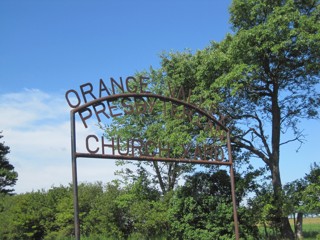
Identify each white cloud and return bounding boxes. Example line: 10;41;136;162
2;89;318;194
0;89;120;193
0;89;64;128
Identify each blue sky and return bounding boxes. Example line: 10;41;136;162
1;1;319;194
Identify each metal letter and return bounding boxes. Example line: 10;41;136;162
65;89;81;108
99;79;112;97
107;100;122;117
80;82;97;103
110;77;124;94
117;137;129;156
159;142;170;158
102;137;115;155
92;102;110;122
139;76;150;93
126;76;138;93
78;108;92;128
86;135;99;154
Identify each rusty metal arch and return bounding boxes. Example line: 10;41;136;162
71;92;228;128
69;92;239;240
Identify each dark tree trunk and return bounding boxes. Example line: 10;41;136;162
270;83;295;239
270;162;295;239
153;161;166;194
295;212;303;239
153;161;178;195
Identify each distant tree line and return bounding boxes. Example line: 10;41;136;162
0;163;319;240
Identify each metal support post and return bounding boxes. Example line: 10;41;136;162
227;132;240;240
71;112;80;240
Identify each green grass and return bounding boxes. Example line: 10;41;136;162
290;217;320;240
257;217;320;240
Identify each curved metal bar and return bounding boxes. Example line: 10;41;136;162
70;93;228;131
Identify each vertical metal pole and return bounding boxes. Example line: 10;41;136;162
71;112;80;240
227;131;240;240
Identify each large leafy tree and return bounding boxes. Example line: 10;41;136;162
103;1;319;238
0;133;18;195
150;0;320;238
225;1;320;238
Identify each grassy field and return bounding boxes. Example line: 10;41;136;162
289;217;320;240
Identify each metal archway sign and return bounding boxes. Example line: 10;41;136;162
66;76;239;240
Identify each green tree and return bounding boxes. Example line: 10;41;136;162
225;1;320;237
247;183;281;238
0;185;74;240
0;194;15;239
0;133;18;194
44;185;74;240
0;191;49;239
117;173;169;239
49;182;104;239
151;0;320;238
303;162;320;214
284;178;306;239
168;168;260;239
89;181;127;239
284;162;320;239
90;1;320;238
103;75;195;195
83;176;169;239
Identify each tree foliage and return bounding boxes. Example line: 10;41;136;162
139;0;320;238
92;1;320;239
102;73;199;194
169;168;260;239
0;164;317;239
0;173;265;240
0;133;18;195
0;181;168;240
284;162;320;238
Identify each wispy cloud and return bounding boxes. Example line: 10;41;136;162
0;89;119;193
1;89;319;194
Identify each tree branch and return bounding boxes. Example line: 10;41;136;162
231;137;270;166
